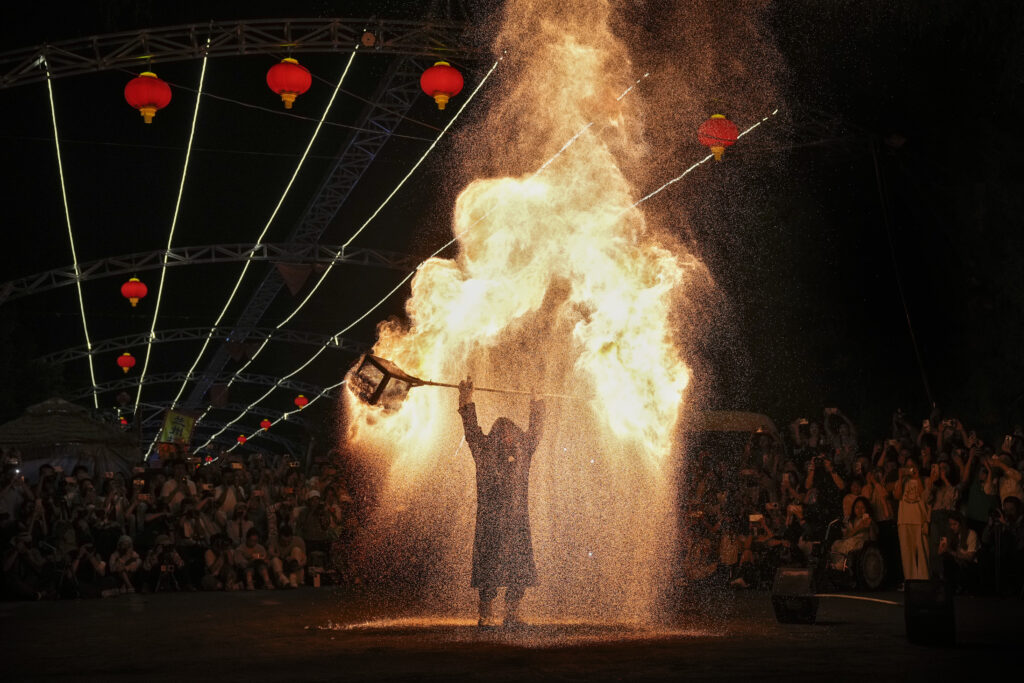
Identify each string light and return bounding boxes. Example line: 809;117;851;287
44;58;98;408
135;40;210;411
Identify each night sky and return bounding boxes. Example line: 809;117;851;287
0;1;1021;448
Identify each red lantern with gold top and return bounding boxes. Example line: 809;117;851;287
294;394;309;409
698;114;739;161
120;277;148;307
266;58;312;109
116;352;136;374
237;435;247;445
124;72;172;124
260;419;272;430
420;61;464;110
119;416;128;426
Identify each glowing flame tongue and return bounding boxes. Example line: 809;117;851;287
345;0;696;622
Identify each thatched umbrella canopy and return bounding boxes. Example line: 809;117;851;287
0;398;138;479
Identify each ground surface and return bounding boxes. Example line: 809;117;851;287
2;587;1019;681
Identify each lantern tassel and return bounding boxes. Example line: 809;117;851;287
280;92;297;109
711;145;725;161
121;367;130;374
139;106;156;124
433;93;449;110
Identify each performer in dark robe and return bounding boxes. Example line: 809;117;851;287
457;376;545;628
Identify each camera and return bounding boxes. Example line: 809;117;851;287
230;462;243;471
201;483;214;492
133;479;146;487
765;502;779;511
288;461;301;468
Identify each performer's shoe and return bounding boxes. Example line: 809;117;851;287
477;617;499;631
501;615;527;630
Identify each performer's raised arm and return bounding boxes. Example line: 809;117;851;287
524;397;545;454
457;376;485;454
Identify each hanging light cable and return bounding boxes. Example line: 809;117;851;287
44;58;98;408
135;40;211;412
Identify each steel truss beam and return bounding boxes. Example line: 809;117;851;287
0;18;478;89
0;243;417;305
38;327;367;365
184;56;425;408
68;372;339;402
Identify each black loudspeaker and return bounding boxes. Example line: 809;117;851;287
904;579;955;647
771;567;819;624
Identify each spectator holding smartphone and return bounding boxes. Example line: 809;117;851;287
108;535;141;593
938;512;979;594
202;533;239;591
832;496;877;556
235;528;273;590
961;443;1001;535
268;523;307;588
214;468;246;528
925;459;958;573
987;449;1023;505
895;457;930;583
225;503;254;546
823;407;858;472
142;534;186;592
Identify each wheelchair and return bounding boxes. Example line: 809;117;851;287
813;519;887;591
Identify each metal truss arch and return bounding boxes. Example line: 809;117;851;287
68;371;339;402
38;327;368;365
0;243;417;306
0;18;481;89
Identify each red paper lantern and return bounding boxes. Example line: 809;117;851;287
116;352;136;374
420;61;464;110
266;58;312;109
124;72;172;124
294;394;309;409
119;416;128;426
120;277;148;307
260;419;272;430
697;114;739;161
237;435;247;445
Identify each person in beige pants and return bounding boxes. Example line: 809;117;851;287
895;458;930;582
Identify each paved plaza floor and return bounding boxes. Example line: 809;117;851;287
2;587;1019;681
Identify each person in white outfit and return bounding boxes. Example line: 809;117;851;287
895;457;930;582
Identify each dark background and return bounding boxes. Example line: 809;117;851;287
0;1;1021;448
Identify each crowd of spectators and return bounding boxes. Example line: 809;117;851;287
1;451;360;600
681;407;1024;597
4;406;1023;602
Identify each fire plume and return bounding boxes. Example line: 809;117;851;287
342;1;716;622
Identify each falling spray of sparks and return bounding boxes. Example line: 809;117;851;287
340;0;776;624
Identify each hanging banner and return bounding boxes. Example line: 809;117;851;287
158;409;196;446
